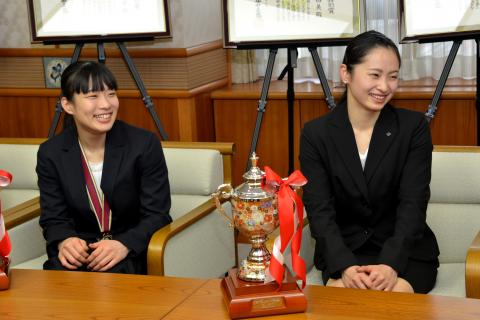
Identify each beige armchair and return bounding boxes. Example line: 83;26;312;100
0;138;44;269
291;146;480;298
147;141;236;278
2;138;237;279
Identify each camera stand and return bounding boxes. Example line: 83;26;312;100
247;46;336;172
424;37;480;144
47;41;169;141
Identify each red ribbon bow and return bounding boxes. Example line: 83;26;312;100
264;166;307;289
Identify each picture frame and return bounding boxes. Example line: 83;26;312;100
43;57;71;88
399;0;480;43
27;0;171;44
222;0;366;49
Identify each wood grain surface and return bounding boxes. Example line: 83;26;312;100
2;269;480;319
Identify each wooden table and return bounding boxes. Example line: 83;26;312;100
2;269;480;320
0;269;208;319
164;279;480;320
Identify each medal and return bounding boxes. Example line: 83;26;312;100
79;142;112;241
99;232;113;241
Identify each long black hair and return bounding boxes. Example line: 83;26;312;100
339;30;401;104
61;61;118;129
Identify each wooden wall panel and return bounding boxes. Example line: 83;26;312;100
116;97;180;141
391;98;477;146
212;80;477;186
194;93;215;142
0;42;228;90
0;41;227;142
214;99;289;185
295;99;331;169
0;92;216;142
0;96;53;137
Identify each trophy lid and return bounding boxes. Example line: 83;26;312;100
235;153;271;200
243;153;264;181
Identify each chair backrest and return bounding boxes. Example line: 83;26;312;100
0;138;43;210
161;141;234;220
427;146;480;263
163;148;223;195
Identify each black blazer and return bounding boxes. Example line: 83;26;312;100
299;102;439;277
37;120;172;259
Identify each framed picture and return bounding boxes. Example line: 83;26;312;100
27;0;171;43
43;57;71;88
399;0;480;43
222;0;366;48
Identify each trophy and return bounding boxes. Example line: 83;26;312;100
212;153;307;319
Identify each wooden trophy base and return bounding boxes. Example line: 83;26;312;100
221;268;307;319
0;257;10;290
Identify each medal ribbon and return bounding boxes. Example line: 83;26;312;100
263;167;307;289
78;143;111;234
0;170;12;258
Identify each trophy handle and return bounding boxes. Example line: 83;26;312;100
212;184;234;224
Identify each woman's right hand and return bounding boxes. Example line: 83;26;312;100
58;237;90;269
342;265;373;289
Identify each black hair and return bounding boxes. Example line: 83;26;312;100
61;61;118;101
60;61;118;129
339;30;401;103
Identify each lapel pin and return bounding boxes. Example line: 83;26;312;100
386;132;392;136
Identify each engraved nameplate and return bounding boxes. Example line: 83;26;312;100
251;297;285;311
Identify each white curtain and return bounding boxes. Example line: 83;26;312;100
242;0;477;84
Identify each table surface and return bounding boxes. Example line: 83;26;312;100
1;269;480;320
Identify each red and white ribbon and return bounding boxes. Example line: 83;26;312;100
263;167;307;289
79;142;111;235
0;170;12;258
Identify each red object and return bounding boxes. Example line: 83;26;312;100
0;170;12;187
264;167;307;289
0;169;12;290
221;268;307;319
0;170;12;258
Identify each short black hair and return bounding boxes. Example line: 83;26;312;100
61;61;118;101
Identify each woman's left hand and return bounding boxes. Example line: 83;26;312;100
86;240;129;272
357;264;398;291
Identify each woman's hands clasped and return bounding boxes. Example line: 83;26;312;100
58;237;129;271
341;264;398;291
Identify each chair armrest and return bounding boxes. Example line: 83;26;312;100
147;198;227;276
466;230;480;298
3;196;41;230
3;197;45;267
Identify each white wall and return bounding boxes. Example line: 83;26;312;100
0;0;223;48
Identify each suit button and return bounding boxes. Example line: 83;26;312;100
364;230;369;235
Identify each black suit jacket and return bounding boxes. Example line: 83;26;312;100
299;102;439;277
37;120;172;259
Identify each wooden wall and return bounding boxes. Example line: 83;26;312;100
0;43;477;188
0;41;228;141
213;80;478;185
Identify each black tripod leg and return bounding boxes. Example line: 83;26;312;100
97;42;106;64
48;43;84;138
286;48;297;174
116;42;169;140
309;47;335;110
425;40;462;122
278;64;288;80
71;44;83;63
247;48;278;171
